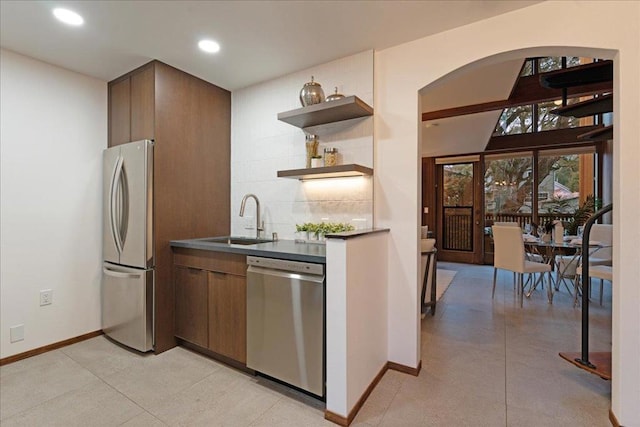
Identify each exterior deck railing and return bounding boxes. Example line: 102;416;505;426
443;206;473;251
442;211;575;253
484;212;574;229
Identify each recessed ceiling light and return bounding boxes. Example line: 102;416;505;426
53;8;84;26
198;39;220;54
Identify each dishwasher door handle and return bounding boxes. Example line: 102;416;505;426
247;265;324;284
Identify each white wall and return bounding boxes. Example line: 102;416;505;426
230;51;374;239
0;49;107;358
326;232;388;418
374;1;639;425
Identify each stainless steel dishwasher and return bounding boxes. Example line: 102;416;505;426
246;256;325;397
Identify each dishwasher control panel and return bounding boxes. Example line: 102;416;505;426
247;256;324;276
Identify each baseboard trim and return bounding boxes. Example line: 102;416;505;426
324;410;349;426
388;359;422;376
0;330;103;366
324;360;422;425
609;408;621;427
325;363;388;426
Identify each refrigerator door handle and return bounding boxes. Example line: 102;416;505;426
103;266;141;279
118;161;130;249
110;156;124;254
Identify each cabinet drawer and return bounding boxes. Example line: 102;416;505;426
173;248;247;276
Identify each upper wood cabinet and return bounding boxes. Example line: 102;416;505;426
108;63;155;147
130;65;155;142
108;77;131;147
108;61;231;354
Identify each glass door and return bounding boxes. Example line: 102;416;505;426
437;159;483;263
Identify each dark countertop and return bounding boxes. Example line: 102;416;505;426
325;228;390;240
170;237;326;263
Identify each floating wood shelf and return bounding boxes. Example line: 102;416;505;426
577;125;613;141
540;60;613;89
550;94;613;118
277;96;373;129
277;164;373;180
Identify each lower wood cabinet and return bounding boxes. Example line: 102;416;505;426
174;266;208;348
173;249;247;364
208;272;246;363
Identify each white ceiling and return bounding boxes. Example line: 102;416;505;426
420;58;525;156
0;0;540;91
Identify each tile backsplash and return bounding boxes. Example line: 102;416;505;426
231;50;374;239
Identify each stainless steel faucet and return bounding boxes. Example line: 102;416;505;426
239;193;264;239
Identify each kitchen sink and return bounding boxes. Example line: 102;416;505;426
198;236;273;245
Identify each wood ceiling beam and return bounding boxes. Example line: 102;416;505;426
484;125;603;153
422;77;612;122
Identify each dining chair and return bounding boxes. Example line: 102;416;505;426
555;254;579;293
588;224;613;266
574;264;612;306
570;224;612;305
493;221;544;264
492;225;552;307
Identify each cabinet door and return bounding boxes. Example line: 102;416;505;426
108;77;131;147
208;272;246;363
174;266;208;347
130;65;155;141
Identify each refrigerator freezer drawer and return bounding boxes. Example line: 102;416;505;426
102;262;154;352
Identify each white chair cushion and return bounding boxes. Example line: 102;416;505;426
590;265;613;281
421;238;436;252
524;260;552;273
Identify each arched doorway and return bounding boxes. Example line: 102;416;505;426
374;9;640;418
419;55;612;265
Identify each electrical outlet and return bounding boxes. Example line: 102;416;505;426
40;289;53;306
10;324;24;343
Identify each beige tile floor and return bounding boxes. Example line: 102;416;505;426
0;262;612;426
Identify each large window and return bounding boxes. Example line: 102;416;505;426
538;97;591;131
537;148;594;218
499;57;599;136
495;105;534;135
484;153;533;221
484;147;596;229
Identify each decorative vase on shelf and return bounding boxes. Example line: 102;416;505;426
299;76;325;107
326;87;345;102
305;134;319;168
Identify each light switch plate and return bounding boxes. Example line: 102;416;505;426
40;289;53;306
10;324;24;343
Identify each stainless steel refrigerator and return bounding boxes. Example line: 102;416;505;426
102;139;154;352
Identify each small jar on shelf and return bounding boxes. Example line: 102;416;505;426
324;147;338;167
311;156;323;168
305;134;319;168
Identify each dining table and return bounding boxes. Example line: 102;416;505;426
523;235;607;303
